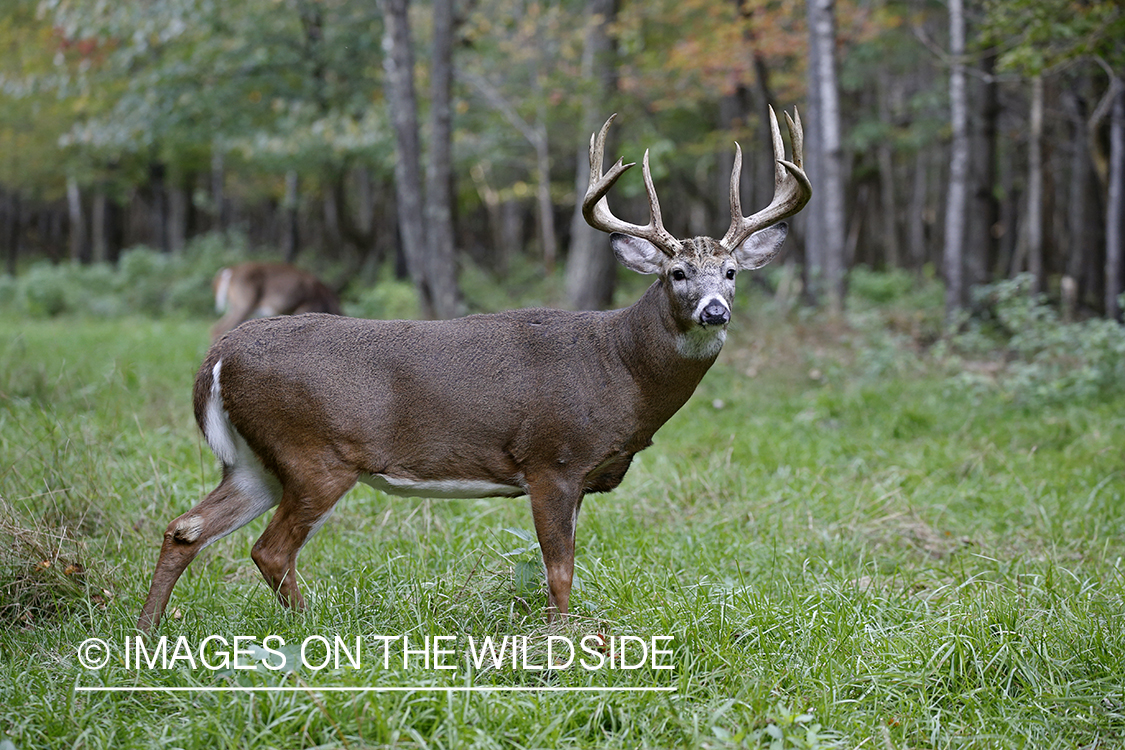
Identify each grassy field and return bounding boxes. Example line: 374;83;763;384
1;293;1124;749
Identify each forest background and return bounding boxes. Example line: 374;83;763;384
1;0;1123;323
3;2;1125;748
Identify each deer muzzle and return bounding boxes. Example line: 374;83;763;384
698;296;731;327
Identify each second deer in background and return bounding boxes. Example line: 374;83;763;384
211;262;342;340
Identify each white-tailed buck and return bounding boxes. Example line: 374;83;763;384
138;108;811;631
210;262;343;340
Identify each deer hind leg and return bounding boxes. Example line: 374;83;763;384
528;478;584;622
138;467;280;632
250;470;357;611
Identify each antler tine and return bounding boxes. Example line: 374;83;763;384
582;115;682;256
720;105;813;250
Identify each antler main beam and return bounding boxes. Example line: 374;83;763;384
582;114;682;257
720;106;812;250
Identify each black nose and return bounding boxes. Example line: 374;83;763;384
700;302;730;326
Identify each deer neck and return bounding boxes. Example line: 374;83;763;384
609;281;723;433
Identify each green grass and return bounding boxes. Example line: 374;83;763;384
1;303;1124;749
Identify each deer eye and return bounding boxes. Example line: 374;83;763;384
725;268;736;280
671;269;687;281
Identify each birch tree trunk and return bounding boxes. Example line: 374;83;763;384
802;0;825;301
806;0;846;312
942;0;968;319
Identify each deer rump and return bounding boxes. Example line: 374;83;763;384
198;308;683;510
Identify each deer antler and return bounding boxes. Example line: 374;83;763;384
720;106;812;250
582;114;682;257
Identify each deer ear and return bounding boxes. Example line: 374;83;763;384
611;233;666;275
733;222;788;270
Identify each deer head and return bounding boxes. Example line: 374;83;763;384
583;108;810;354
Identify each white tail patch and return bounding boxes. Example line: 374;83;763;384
197;357;282;547
214;267;234;313
203;360;237;467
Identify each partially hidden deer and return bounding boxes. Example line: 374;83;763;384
138;108;811;631
210;262;343;340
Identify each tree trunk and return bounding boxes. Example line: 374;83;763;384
565;0;619;310
528;51;557;275
3;190;18;276
67;176;87;263
211;149;226;233
169;180;188;253
942;0;968;319
355;167;374;238
1063;86;1092;319
91;186;108;264
908;150;929;272
1106;83;1125;321
965;51;998;291
283;170;299;262
807;0;845;312
1026;74;1045;293
149;162;170;253
381;0;434;317
425;0;463;318
876;70;901;269
802;0;825;301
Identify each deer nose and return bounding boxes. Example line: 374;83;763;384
699;300;730;327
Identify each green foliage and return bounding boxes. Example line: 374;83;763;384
982;0;1125;76
345;276;422;321
847;266;922;306
948;275;1125;404
1;233;248;320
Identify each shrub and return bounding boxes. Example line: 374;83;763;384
949;275;1125;404
2;232;252;320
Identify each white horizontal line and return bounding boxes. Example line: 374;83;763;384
76;685;676;694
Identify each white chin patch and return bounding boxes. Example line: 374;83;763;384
677;327;726;359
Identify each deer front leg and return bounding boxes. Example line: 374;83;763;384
528;479;584;622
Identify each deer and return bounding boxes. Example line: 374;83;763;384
137;108;811;632
210;262;343;340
